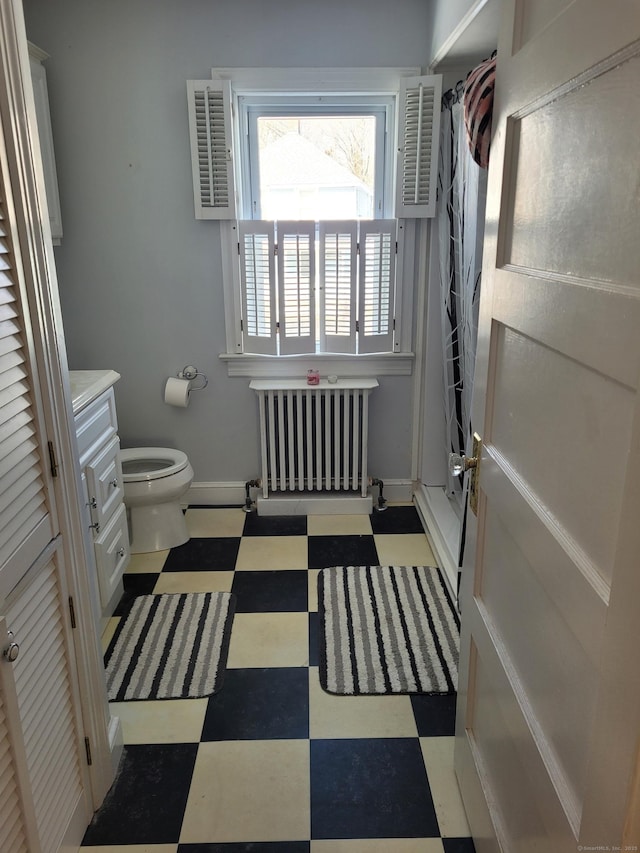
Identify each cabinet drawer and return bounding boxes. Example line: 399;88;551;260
95;503;130;608
86;435;124;532
75;389;118;465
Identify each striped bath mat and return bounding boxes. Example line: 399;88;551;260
105;592;235;701
318;565;459;695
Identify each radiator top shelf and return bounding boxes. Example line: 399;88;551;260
249;378;379;391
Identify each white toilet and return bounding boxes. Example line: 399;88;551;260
120;447;194;553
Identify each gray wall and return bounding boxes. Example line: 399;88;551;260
24;0;431;486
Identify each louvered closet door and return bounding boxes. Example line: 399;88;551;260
0;42;86;852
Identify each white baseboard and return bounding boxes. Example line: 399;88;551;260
187;479;413;509
414;483;461;602
186;481;248;506
257;493;373;515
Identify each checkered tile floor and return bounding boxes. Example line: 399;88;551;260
84;504;476;852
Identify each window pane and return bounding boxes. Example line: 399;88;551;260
257;117;376;220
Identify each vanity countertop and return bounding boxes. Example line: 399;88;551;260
69;369;120;415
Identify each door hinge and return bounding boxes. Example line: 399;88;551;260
84;737;92;766
69;596;76;629
47;441;58;477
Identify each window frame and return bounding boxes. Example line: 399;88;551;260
200;67;436;377
238;94;394;220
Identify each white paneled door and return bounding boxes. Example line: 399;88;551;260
455;1;640;851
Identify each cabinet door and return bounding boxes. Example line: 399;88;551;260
0;69;55;609
86;435;124;532
94;502;129;608
5;543;88;853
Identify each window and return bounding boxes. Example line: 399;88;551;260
239;96;392;221
186;69;442;368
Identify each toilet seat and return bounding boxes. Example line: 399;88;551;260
120;447;189;482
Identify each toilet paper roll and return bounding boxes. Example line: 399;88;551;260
164;376;192;407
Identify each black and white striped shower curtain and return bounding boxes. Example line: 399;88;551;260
436;90;488;506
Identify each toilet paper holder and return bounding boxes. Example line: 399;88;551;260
177;365;208;391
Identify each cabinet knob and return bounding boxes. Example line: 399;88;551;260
110;478;118;488
3;631;19;663
87;497;97;509
117;548;126;559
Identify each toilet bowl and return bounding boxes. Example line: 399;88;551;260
120;447;194;553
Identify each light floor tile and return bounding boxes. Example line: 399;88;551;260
185;507;246;537
109;698;207;744
374;533;437;567
309;668;418;739
226;612;309;668
308;568;320;611
81;847;177;853
311;840;445;853
420;736;471;837
180;740;310;843
101;617;120;653
153;570;234;595
126;550;170;574
307;514;373;536
235;535;308;571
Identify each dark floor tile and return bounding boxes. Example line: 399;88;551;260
310;738;439;839
201;667;309;740
162;537;241;572
308;534;379;570
308;611;319;667
443;838;477;853
113;573;159;616
82;744;197;845
243;513;307;536
231;570;308;612
178;843;310;852
410;693;457;736
370;504;426;534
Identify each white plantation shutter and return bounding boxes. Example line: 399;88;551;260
0;171;53;602
187;79;236;219
395;74;442;217
239;221;277;355
358;220;396;354
276;221;316;355
319;221;357;354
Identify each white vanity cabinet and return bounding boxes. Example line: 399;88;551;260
72;374;130;619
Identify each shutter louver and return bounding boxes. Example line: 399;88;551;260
239;221;277;355
187;80;236;219
395;75;442;217
358;220;396;353
319;221;356;354
277;222;316;355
